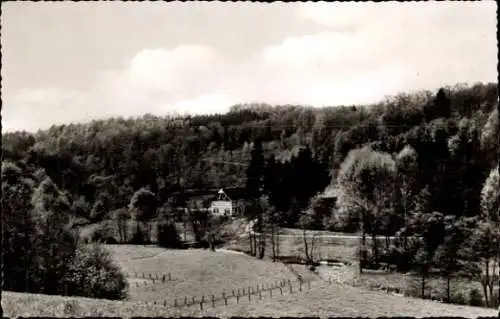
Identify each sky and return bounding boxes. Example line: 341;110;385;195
2;1;498;132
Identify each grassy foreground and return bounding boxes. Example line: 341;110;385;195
4;280;496;318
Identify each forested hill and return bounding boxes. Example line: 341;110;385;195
2;82;499;227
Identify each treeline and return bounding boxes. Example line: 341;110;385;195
2;83;497;228
2;82;498;302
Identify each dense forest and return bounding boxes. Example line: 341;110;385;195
3;82;498;224
2;82;499;303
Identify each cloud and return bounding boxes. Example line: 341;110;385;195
266;1;497;103
3;2;497;132
3;87;87;132
3;44;233;132
170;93;235;115
127;45;219;94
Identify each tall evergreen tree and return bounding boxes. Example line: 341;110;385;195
245;138;265;200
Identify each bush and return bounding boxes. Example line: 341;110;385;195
89;222;116;243
376;246;414;272
469;288;484;307
490;290;499;308
157;222;183;248
63;243;128;300
130;222;146;244
104;236;118;244
450;291;467;305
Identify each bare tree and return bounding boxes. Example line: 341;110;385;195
112;208;129;243
299;212;320;266
268;208;279;262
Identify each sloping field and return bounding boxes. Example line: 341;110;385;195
5;243;497;318
4;281;497;318
105;245;303;304
196;281;498;318
226;231;492;306
2;291;192;317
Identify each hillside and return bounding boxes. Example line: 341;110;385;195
4;282;497;318
2;82;499;312
2;82;498;231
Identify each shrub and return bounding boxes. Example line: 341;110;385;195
450;290;467;305
105;236;118;244
157;222;183;248
89;222;116;243
376;246;416;272
63;243;128;300
130;222;146;244
490;290;499;308
90;229;104;243
469;288;484;307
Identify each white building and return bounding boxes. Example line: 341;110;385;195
210;189;233;216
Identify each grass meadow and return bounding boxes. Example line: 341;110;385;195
3;219;498;317
105;245;308;304
226;227;494;307
4;277;496;318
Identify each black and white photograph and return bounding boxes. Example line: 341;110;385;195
1;1;499;317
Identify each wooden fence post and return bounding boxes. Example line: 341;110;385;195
236;293;240;304
232;289;235;297
289;284;293;293
174;298;177;307
200;301;203;310
192;296;195;305
224;297;228;306
248;289;251;301
280;287;283;295
308;280;311;290
184;296;187;306
211;295;215;307
270;287;272;297
164;300;167;307
299;281;302;291
259;290;262;300
168;272;171;281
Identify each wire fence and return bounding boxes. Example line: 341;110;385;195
125;271;173;287
136;277;315;309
